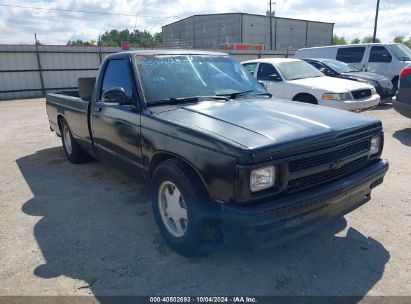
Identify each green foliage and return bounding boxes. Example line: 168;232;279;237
66;29;162;48
67;39;96;46
98;29;162;47
351;37;361;44
332;34;347;45
393;36;411;48
361;36;381;43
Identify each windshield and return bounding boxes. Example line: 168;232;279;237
135;55;266;104
387;44;411;61
321;59;359;73
277;60;324;81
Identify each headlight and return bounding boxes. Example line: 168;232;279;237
370;135;382;155
250;166;276;192
323;92;352;101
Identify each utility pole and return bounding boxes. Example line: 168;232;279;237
269;0;275;50
373;0;380;43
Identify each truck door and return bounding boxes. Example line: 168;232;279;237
91;58;144;181
366;45;393;79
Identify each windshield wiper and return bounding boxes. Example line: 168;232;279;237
217;90;253;99
147;95;229;106
253;92;272;98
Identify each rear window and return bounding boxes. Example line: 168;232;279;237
336;47;366;63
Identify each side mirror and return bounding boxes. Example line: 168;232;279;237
259;81;267;89
102;87;132;105
319;67;327;73
269;74;282;82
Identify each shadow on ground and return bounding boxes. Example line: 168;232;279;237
393;128;411;147
18;147;390;300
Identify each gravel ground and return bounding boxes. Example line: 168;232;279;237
0;98;410;298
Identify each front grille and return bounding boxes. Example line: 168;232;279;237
352;89;371;99
287;157;368;192
289;140;369;172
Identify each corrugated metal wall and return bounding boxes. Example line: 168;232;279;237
0;45;294;100
0;45;122;100
162;13;334;51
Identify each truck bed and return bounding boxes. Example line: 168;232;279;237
46;91;93;154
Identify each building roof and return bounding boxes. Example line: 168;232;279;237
162;13;334;29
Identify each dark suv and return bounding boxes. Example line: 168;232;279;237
394;64;411;118
303;58;395;99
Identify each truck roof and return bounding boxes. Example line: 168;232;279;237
115;49;228;56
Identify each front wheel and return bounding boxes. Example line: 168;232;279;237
151;159;221;257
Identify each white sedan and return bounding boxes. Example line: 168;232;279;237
242;58;380;111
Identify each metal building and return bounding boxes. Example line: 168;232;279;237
162;13;334;50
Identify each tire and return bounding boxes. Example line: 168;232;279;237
60;119;90;164
293;94;318;104
392;77;399;94
151;158;221;257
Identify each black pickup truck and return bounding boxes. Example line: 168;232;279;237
46;50;388;256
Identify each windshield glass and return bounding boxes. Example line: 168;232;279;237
321;59;359;73
387;44;411;61
277;60;324;81
135;55;266;103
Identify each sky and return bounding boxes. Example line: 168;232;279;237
0;0;409;45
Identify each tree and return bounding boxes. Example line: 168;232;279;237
351;37;361;44
332;34;347;45
66;39;96;46
362;36;381;43
96;29;162;48
394;36;411;48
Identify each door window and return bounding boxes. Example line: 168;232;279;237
257;63;281;80
101;60;134;99
336;47;366;63
369;46;392;62
242;63;258;75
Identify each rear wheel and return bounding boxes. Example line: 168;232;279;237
60;119;90;164
151;158;221;257
293;94;318;104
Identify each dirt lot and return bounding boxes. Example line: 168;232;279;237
0;98;410;298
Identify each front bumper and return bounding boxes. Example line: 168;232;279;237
321;94;380;111
221;160;388;249
393;99;411;119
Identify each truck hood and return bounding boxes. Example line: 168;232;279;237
153;98;381;160
290;76;374;92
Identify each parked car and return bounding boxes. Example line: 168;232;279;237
393;64;411;118
302;58;394;100
295;43;411;91
46;50;388;256
242;58;380;111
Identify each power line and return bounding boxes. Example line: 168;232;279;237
0;3;181;19
335;25;374;28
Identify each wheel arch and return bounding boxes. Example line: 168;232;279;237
149;151;210;195
56;114;66;135
292;92;318;102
